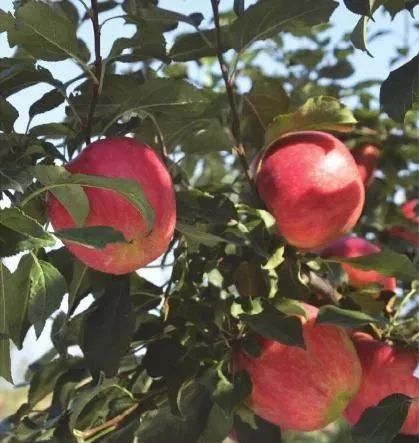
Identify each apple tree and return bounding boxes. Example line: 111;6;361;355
0;1;418;442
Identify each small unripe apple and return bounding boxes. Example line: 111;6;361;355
389;199;419;246
256;131;365;250
320;236;396;292
48;137;176;275
237;304;362;432
351;144;379;187
345;332;419;435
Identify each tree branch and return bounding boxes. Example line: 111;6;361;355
210;0;253;188
84;0;103;145
302;267;343;305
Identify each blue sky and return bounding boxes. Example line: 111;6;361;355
0;0;417;384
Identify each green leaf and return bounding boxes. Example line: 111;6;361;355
0;96;18;133
9;0;86;62
28;255;68;337
0;208;56;257
29;89;65;119
243;77;290;148
177;222;227;247
230;0;338;51
316;305;382;328
29;122;77;138
2;255;32;349
49;184;90;227
137;382;212;443
0;10;14;33
170;27;231;62
32;165;155;232
263;246;285;271
234;261;269;299
265;96;357;148
55;226;127;249
0;263;12;383
351;16;373;56
240;301;305;348
380;53;418;123
28;358;80;407
0;58;56;98
325;249;418;282
318;59;354;79
80;276;135;378
197;403;232;443
352;394;412;443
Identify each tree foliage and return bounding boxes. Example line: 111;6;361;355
0;1;418;442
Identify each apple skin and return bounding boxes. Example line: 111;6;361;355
237;304;362;432
351;144;379;187
256;131;365;250
320;236;396;292
389;199;419;246
345;332;419;435
47;137;176;275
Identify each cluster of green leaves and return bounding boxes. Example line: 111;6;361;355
0;0;418;442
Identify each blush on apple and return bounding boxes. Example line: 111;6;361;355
256;131;365;251
237;304;362;432
320;236;396;292
47;137;176;275
345;332;419;436
351;144;379;187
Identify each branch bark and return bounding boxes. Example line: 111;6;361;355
84;0;102;145
302;267;343;305
210;0;254;189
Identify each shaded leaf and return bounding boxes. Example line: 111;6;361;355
0;263;12;383
234;414;282;443
56;226;126;249
380;53;418;123
0;96;18;133
29;89;65;119
240;301;305;348
351;16;373;56
352;394;411;443
343;0;376;16
80;276;135;378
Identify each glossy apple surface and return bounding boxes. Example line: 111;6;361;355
320;236;396;292
238;304;362;431
345;332;419;435
48;137;176;275
256;131;364;250
351;144;379;186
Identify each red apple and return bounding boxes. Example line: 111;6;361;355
389;199;419;246
402;199;419;223
47;137;176;275
256;131;365;250
351;144;379;187
320;236;396;292
345;332;419;435
237;304;362;431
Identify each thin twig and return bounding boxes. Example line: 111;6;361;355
210;0;253;189
302;268;343;305
84;0;103;145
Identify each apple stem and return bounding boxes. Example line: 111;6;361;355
84;0;103;145
210;0;255;191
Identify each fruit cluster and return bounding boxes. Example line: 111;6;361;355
47;132;418;437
